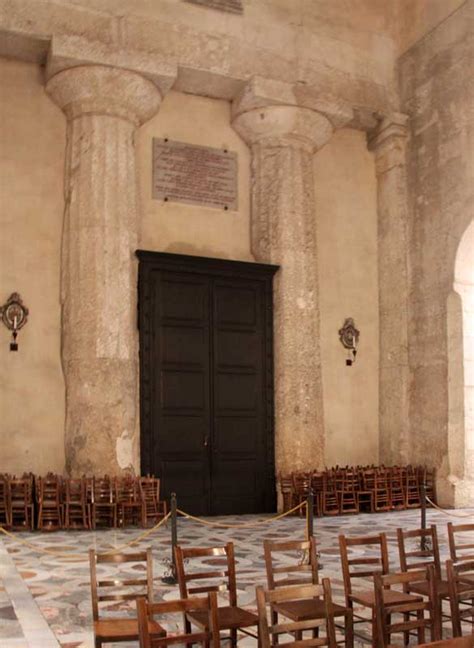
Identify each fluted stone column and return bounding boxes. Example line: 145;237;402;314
233;105;334;474
368;113;410;464
47;66;162;475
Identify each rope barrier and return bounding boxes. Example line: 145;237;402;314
0;512;171;561
176;501;307;528
425;496;474;519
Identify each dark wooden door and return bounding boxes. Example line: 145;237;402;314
137;252;278;515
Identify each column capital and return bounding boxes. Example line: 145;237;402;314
367;112;410;174
231;76;353;153
46;64;162;126
232;105;334;153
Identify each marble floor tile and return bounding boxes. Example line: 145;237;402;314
0;507;472;647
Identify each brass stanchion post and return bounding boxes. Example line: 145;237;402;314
162;492;178;584
307;489;314;539
420;483;427;551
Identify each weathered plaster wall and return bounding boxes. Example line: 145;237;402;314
399;0;474;505
0;57;66;474
315;129;379;467
138;91;252;260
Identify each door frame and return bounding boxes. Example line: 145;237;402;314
136;250;279;513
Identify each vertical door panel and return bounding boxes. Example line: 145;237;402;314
153;273;211;515
211;280;265;514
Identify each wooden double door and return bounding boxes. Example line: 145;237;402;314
137;252;278;515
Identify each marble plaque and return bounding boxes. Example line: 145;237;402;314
184;0;243;14
152;139;238;211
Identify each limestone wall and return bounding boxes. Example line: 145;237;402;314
0;58;66;474
138;90;252;260
315;129;379;466
399;0;474;504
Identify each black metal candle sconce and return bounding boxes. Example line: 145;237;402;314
0;293;29;351
339;318;359;366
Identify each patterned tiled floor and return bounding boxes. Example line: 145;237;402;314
0;507;473;648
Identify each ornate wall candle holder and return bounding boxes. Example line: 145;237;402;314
339;318;359;366
0;293;29;351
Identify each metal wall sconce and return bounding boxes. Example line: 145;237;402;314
0;293;29;351
339;318;359;366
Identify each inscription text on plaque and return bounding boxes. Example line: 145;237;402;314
152;139;238;211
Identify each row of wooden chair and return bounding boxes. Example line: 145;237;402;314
89;520;474;648
0;473;167;530
282;464;436;516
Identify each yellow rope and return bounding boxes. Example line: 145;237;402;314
425;496;474;520
176;501;307;528
0;512;171;561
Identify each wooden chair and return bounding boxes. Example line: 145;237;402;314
0;474;11;527
357;469;375;513
10;477;34;530
322;472;340;516
293;473;311;518
405;466;421;508
116;477;143;527
136;592;220;648
448;523;474;564
139;477;167;528
37;474;63;531
263;537;353;647
389;467;406;510
256;581;338;648
280;475;295;513
397;525;449;639
91;476;117;528
175;542;259;648
373;471;392;512
374;567;439;646
311;473;325;518
89;548;165;647
339;532;421;644
64;477;89;529
446;558;474;637
337;471;359;515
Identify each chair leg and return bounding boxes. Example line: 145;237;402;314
230;628;238;648
344;610;354;648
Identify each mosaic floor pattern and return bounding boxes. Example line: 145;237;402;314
0;507;473;648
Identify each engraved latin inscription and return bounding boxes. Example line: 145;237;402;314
184;0;243;15
153;139;238;211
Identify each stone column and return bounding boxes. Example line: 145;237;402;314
368;113;410;465
232;104;334;475
46;65;162;475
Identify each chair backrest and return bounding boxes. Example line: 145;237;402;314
38;474;61;503
374;566;437;647
447;522;474;562
116;477;139;503
9;478;32;504
139;477;160;503
339;533;389;598
446;558;474;637
175;542;237;607
92;476;115;504
137;592;220;648
256;581;337;648
397;525;442;579
89;549;153;622
263;536;319;590
65;478;86;503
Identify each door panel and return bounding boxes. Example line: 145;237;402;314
211;279;264;514
138;252;278;515
153;272;211;515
